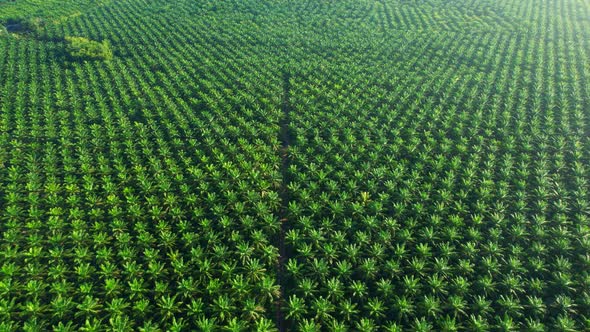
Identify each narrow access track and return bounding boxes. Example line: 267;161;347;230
275;69;293;332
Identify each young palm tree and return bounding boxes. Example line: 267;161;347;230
312;296;334;321
286;295;306;322
242;298;265;322
79;318;103;332
413;317;433;332
157;295;180;322
439;315;459;332
196;317;218;332
394;295;414;322
468;315;490;332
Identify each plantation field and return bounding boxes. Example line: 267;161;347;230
1;0;590;330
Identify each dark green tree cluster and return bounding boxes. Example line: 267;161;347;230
65;36;113;61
